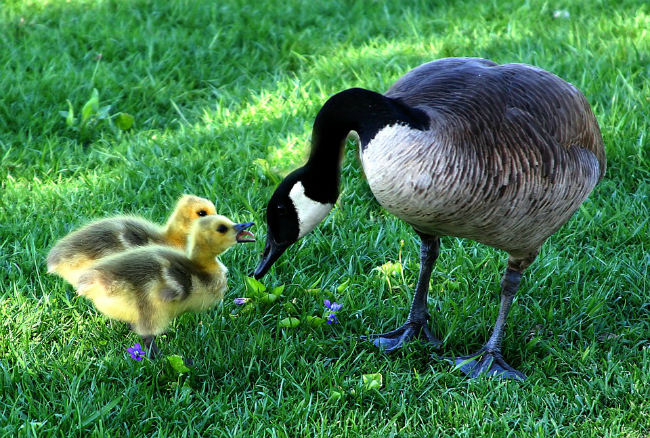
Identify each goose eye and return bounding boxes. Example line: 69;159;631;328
197;210;208;217
276;204;287;216
217;225;228;233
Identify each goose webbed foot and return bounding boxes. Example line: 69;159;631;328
449;348;526;381
446;264;528;381
363;321;442;353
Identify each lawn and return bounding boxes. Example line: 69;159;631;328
1;0;649;436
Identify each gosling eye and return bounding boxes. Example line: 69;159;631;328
197;210;208;217
217;224;228;233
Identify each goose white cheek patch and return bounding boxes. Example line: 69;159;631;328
289;182;334;239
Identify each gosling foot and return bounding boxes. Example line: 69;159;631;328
450;349;526;381
141;335;160;359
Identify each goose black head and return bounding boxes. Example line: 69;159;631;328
254;168;335;279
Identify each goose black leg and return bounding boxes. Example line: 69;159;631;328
451;266;526;380
364;235;442;352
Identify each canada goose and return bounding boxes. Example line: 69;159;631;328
75;215;255;357
253;58;606;380
47;194;217;286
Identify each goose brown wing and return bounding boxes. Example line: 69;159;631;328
385;58;605;180
498;64;606;179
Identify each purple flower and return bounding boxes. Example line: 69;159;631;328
234;297;249;306
127;343;145;361
326;313;339;324
324;299;342;312
324;299;342;324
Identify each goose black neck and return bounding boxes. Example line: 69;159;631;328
302;88;429;202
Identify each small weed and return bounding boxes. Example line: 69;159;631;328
232;277;346;329
60;88;134;143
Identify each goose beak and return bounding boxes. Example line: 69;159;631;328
234;222;256;243
253;229;288;279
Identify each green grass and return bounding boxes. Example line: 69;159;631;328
1;0;649;436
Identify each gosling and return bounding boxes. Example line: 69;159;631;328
75;214;255;357
47;194;217;286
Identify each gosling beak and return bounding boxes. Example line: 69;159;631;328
234;222;256;243
253;228;289;279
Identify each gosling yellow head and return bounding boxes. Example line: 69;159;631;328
163;194;218;248
186;215;256;269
